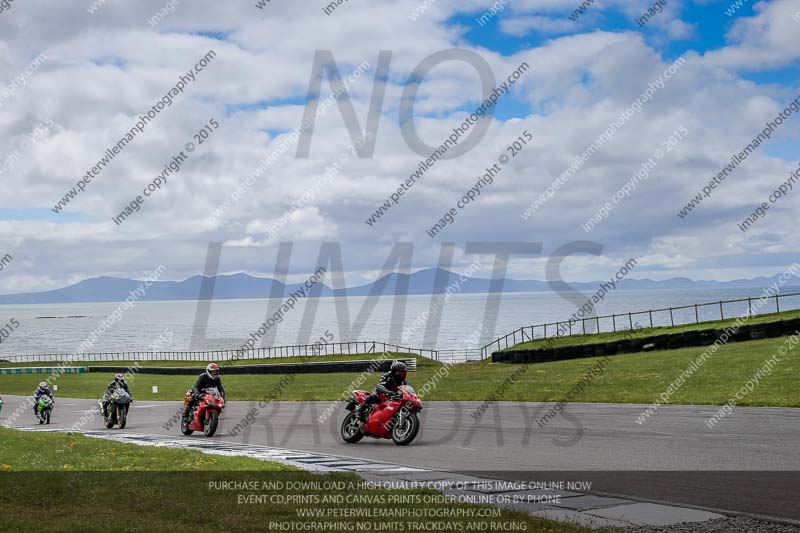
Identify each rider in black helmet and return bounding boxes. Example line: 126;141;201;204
356;361;408;422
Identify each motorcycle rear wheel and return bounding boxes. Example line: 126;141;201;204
391;412;419;446
340;412;364;443
181;415;193;436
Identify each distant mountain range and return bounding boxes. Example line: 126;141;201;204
0;268;796;305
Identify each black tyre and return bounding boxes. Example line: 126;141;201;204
118;405;127;429
180;416;193;435
391;412;420;446
45;410;50;425
340;412;364;443
204;411;219;437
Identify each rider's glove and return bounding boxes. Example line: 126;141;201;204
393;391;403;400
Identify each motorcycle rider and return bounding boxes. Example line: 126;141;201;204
101;373;132;418
32;381;54;416
182;363;225;421
356;361;408;422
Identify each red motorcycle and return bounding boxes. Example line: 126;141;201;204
181;387;225;437
341;385;423;446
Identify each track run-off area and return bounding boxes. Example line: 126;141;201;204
2;395;798;528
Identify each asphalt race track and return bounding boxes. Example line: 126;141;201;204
3;395;798;523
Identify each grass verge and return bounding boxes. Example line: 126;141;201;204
0;335;798;406
0;427;599;532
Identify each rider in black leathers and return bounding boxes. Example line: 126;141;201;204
101;374;131;418
183;363;225;421
356;361;407;422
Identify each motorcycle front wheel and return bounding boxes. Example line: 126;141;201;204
340;412;364;443
204;411;219;437
118;405;127;429
391;412;419;446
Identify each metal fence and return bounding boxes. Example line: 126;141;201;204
480;291;800;358
3;340;440;365
9;291;796;365
435;349;483;364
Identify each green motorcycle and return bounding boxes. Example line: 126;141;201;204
0;396;4;417
35;395;53;425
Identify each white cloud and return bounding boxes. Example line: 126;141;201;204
0;0;798;292
703;0;800;70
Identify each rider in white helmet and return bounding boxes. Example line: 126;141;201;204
101;373;132;418
182;363;225;421
32;381;54;415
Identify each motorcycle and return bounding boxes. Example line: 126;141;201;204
0;395;3;417
341;385;423;446
181;387;225;437
103;388;131;429
35;396;53;425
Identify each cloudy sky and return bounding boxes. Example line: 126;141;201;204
0;0;799;293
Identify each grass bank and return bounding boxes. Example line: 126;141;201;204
0;428;596;532
502;308;800;351
1;336;798;406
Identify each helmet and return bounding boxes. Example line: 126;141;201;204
37;382;47;391
206;363;220;379
114;373;125;384
390;361;407;381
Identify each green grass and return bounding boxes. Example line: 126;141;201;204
0;428;599;533
503;308;800;351
0;426;293;472
1;336;798;406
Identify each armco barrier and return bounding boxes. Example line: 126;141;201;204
0;366;88;375
3;341;437;364
482;291;800;358
85;358;416;376
492;318;800;364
